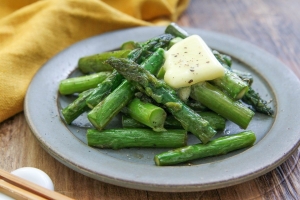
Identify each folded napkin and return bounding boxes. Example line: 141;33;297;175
0;0;189;123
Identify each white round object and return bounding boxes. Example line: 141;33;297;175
11;167;54;191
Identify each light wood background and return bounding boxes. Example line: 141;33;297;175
1;0;300;199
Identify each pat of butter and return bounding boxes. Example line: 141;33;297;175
163;35;225;88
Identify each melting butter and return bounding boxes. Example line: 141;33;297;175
163;35;225;88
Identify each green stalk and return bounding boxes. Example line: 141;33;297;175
125;98;167;132
61;89;94;124
87;128;187;150
209;69;249;100
165;22;189;39
242;87;274;116
59;72;111;95
78;50;130;73
88;48;166;130
191;82;254;129
85;71;124;108
122;111;226;131
106;57;217;144
154;130;256;166
88;80;135;130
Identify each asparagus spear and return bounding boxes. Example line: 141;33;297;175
124;97;167;132
106;57;217;144
164;22;189;39
242;87;274;116
61;89;94;124
88;48;166;130
88;80;135;130
190;82;254;129
122;111;226;131
85;71;124;108
87;128;187;150
61;71;124;124
154;130;256;166
59;72;111;95
78;50;130;73
209;69;249;100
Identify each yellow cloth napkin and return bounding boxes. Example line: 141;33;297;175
0;0;189;123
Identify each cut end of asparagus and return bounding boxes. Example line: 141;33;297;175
149;109;167;132
235;86;249;100
165;22;189;39
154;155;162;166
87;108;104;130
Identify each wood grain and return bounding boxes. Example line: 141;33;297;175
1;0;300;199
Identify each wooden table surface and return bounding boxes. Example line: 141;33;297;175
1;0;300;199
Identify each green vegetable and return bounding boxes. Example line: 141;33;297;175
106;57;217;144
210;51;249;100
124;98;167;132
88;48;166;130
167;37;183;49
88;80;135;130
121;41;139;50
191;82;254;129
61;89;94;124
242;87;274;116
59;72;111;95
209;68;249;100
154;130;256;166
122;111;226;131
87;128;187;150
85;71;124;108
165;22;189;39
78;50;130;73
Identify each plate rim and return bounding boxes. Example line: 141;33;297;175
24;26;300;192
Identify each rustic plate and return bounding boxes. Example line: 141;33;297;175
24;26;300;192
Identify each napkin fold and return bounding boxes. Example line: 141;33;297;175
0;0;189;123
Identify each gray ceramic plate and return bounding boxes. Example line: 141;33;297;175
24;26;300;192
